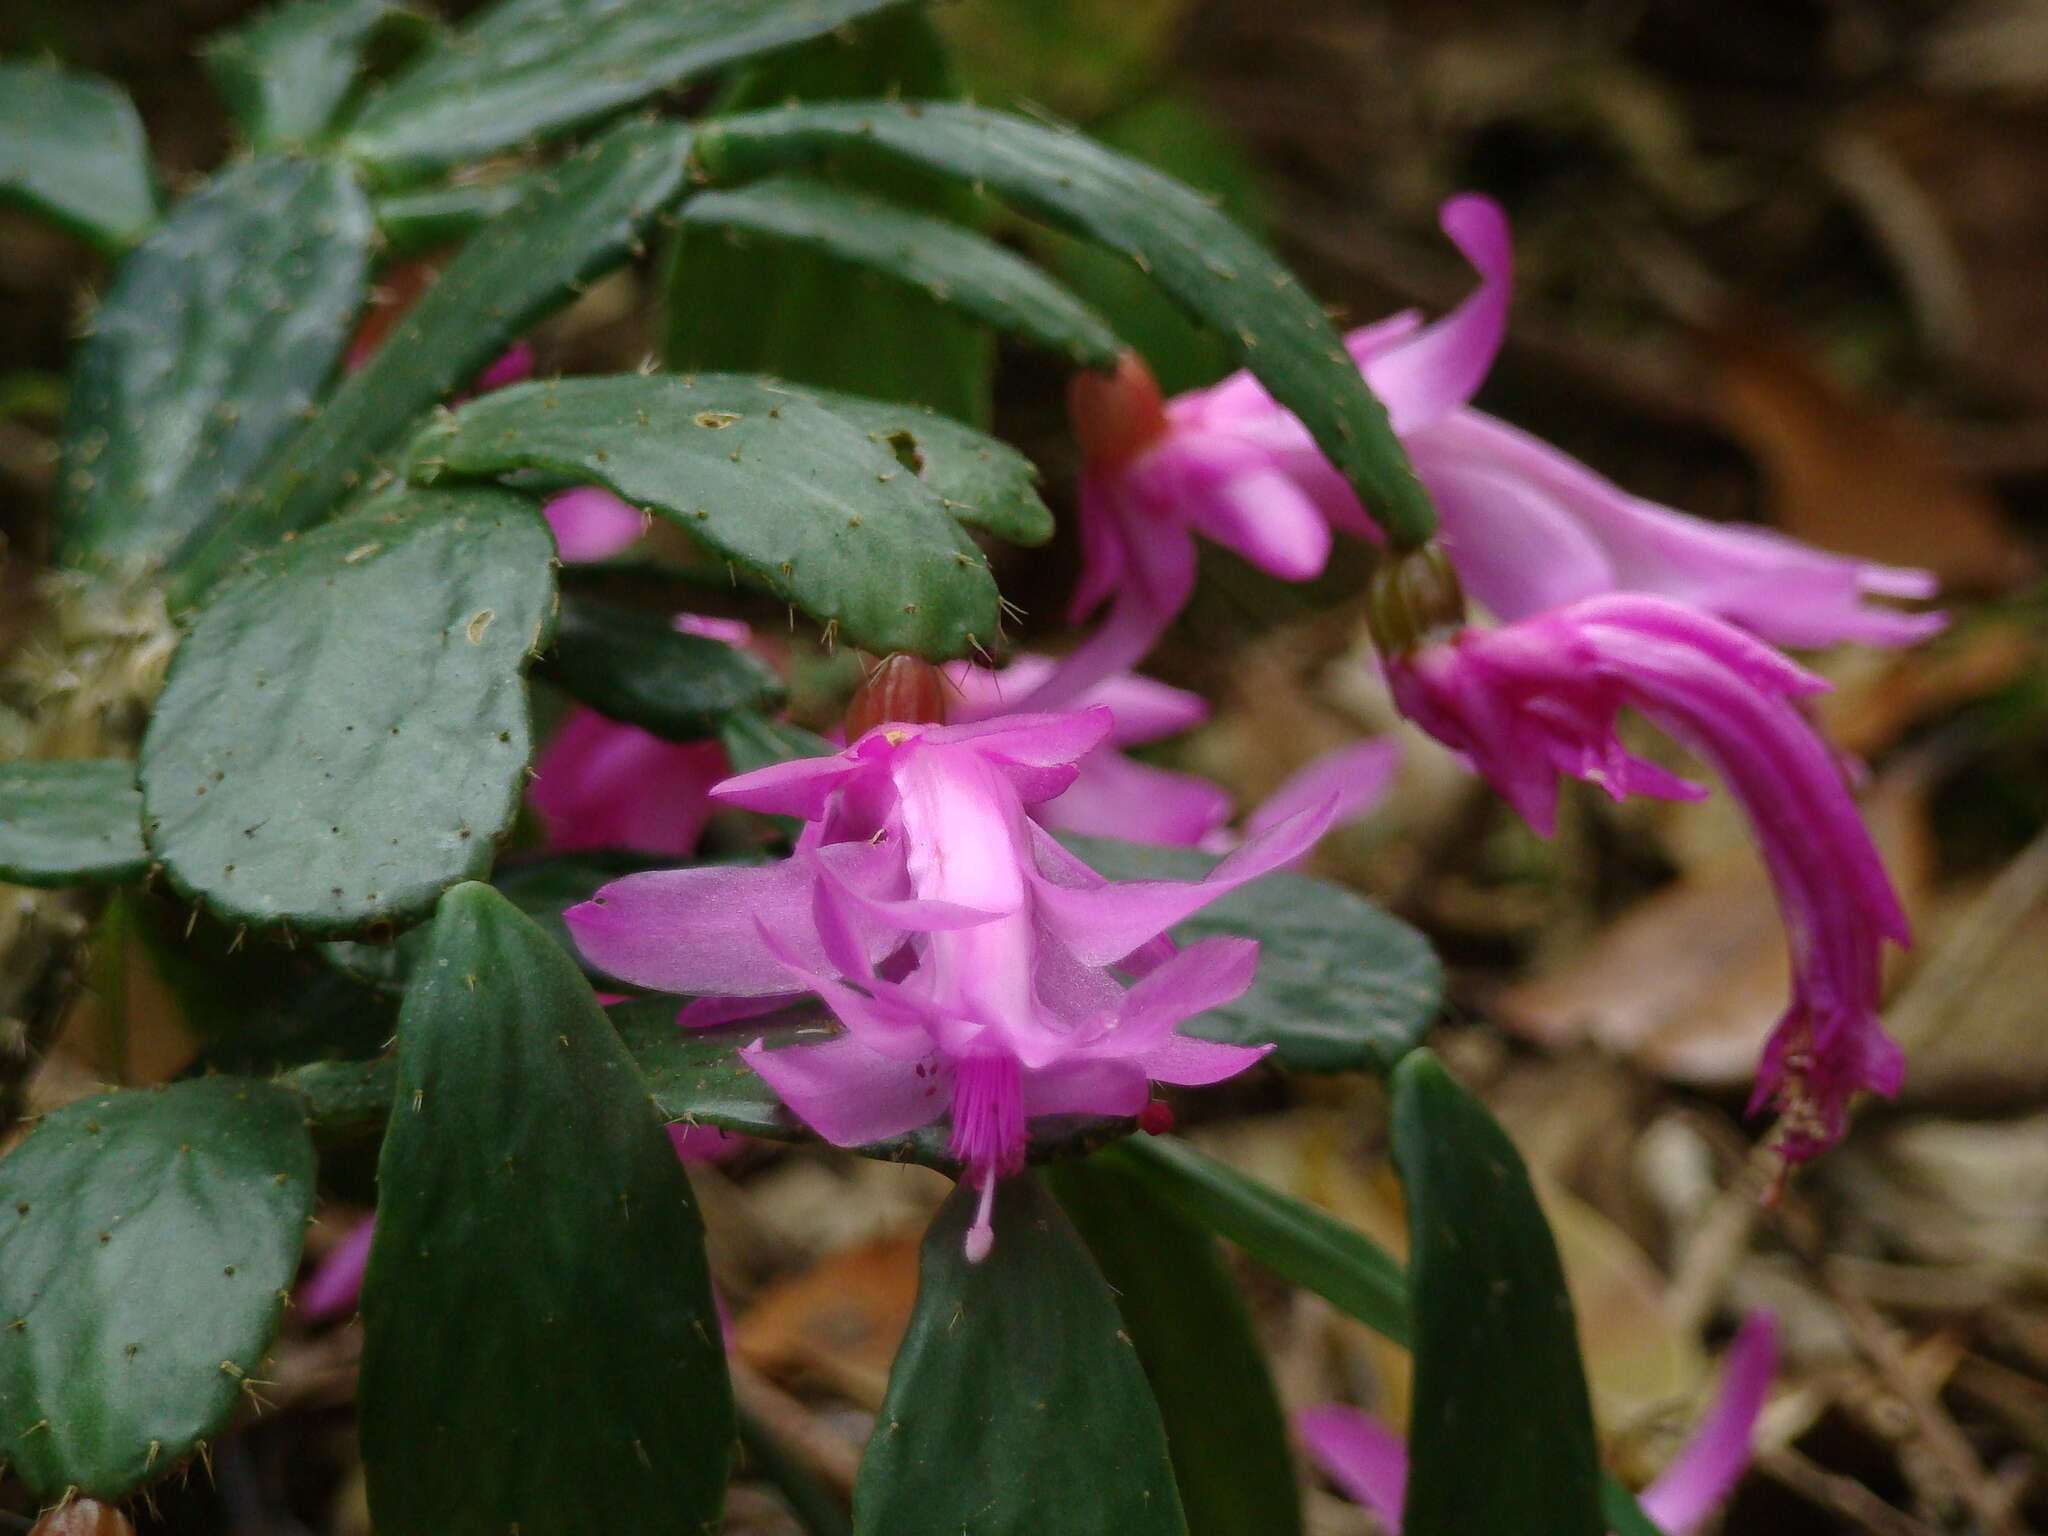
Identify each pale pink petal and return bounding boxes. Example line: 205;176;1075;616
1132;1033;1273;1085
740;1034;947;1148
668;1123;746;1161
1639;1313;1778;1536
1034;798;1336;966
1239;739;1401;844
673;612;753;647
567;860;870;996
1017;1057;1150;1118
1363;193;1513;434
1102;936;1260;1053
298;1215;375;1322
1037;750;1235;848
1297;1405;1409;1529
530;710;726;856
543;486;645;562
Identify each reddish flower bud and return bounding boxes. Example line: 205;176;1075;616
32;1500;134;1536
1137;1099;1175;1136
1068;352;1170;468
845;654;950;738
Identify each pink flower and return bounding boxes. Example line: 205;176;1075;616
946;656;1233;846
1035;196;1936;708
948;655;1399;852
1299;1313;1777;1535
1385;591;1908;1161
530;710;731;857
543;484;646;563
529;615;754;857
566;711;1336;1260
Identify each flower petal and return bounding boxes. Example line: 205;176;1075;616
1363;193;1513;434
543;485;645;562
1639;1313;1778;1536
740;1034;947;1148
1034;797;1336;966
1296;1405;1409;1529
566;859;877;996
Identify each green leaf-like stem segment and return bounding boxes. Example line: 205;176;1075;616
0;1078;316;1497
141;487;556;935
1050;1157;1301;1536
678;176;1122;371
0;63;156;251
168;117;691;604
404;374;1002;658
691;101;1437;549
360;884;731;1534
854;1174;1188;1536
1391;1050;1605;1536
0;761;148;887
1062;835;1441;1072
538;591;785;741
57;156;374;571
338;0;916;181
202;0;436;152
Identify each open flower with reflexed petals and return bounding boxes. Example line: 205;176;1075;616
1383;590;1908;1162
565;709;1335;1261
1036;195;1937;708
1299;1313;1777;1534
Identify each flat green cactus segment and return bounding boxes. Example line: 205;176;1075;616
538;591;786;741
405;374;1001;657
203;0;437;151
1060;836;1442;1073
0;760;148;887
783;383;1053;545
682;177;1123;372
663;11;990;425
321;849;675;993
694;101;1439;548
1392;1051;1605;1536
1103;1135;1410;1347
852;1172;1188;1536
140;486;557;936
359;883;731;1535
0;1077;316;1498
168;118;691;604
372;165;539;254
0;63;156;251
1049;1156;1302;1536
339;0;916;181
56;156;373;570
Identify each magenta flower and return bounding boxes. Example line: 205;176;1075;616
1035;196;1936;707
566;710;1335;1259
1385;592;1908;1160
948;655;1399;851
529;615;753;857
543;484;646;562
530;711;730;857
945;656;1233;846
1298;1313;1778;1535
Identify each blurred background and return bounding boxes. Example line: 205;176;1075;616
4;0;2048;1531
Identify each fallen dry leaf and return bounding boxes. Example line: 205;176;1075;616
733;1232;924;1408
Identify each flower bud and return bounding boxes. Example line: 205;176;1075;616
845;654;950;738
1068;352;1170;468
1366;543;1466;656
32;1500;133;1536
